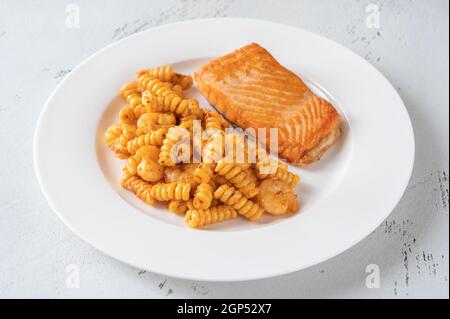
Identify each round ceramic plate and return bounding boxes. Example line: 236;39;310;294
34;18;414;281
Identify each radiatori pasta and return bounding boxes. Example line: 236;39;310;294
104;65;300;228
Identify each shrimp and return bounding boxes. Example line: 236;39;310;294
126;145;160;175
137;157;164;182
257;179;299;215
137;112;176;134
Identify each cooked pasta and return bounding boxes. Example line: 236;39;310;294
119;106;136;125
194;163;216;184
193;183;214;210
202;130;225;163
185;205;237;228
168;200;190;215
141;65;173;82
120;82;139;98
178;117;195;130
215;159;259;198
136;74;173;93
185;99;203;119
172;85;184;97
104;124;122;148
150;182;191;201
105;65;300;229
204;110;229;131
121;171;155;205
143;92;193;117
120;83;150;118
127;128;167;154
159;135;178;167
213;185;264;221
256;161;299;188
126;156;140;175
106;123;137;159
159;125;192;166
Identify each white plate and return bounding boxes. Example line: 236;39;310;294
34;18;414;281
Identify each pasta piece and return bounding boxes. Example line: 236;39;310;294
186;199;196;211
187;99;203;119
104;124;122;148
256;161;299;188
204;110;229;131
120;82;139;99
121;123;137;140
139;66;173;82
143;91;196;117
185;206;237;228
163;166;183;183
107;123;137;159
113;144;130;159
120;83;151;118
168;200;190;215
135;70;182;96
150;182;191;201
172;84;184;97
121;171;155;205
159;136;178;167
193;183;214;210
215;159;259;198
178;117;195;130
243;168;258;183
121;85;150;119
159;126;191;166
136;74;173;94
171;73;193;90
127;128;167;154
118;106;136;125
214;185;264;221
202;130;225;163
194;163;216;184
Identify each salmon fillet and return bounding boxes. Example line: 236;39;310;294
194;43;341;166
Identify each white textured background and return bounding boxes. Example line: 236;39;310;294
0;0;448;298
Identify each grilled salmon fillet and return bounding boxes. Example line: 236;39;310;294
194;43;341;166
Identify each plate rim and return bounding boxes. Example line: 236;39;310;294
33;17;415;282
